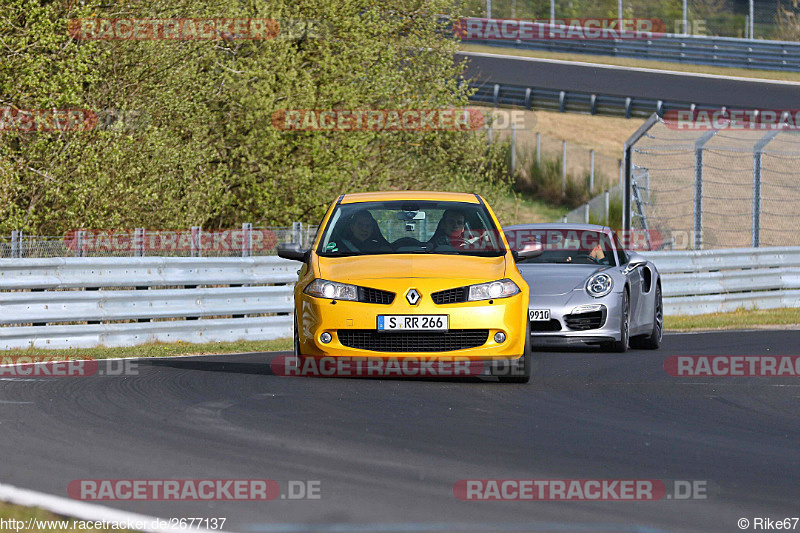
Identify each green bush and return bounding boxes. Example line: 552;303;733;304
514;154;592;208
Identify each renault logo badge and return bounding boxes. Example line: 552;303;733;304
406;288;421;305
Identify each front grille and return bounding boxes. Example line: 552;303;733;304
564;310;606;331
358;287;395;305
431;287;468;305
530;319;562;332
338;329;489;352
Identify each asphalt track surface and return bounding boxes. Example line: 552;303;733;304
458;51;800;109
1;330;799;532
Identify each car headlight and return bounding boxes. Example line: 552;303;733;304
468;279;520;301
304;279;358;301
585;273;613;298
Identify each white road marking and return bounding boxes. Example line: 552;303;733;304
0;482;230;533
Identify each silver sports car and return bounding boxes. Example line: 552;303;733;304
505;223;662;351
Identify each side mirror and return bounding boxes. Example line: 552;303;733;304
277;243;307;262
622;257;647;275
512;242;543;262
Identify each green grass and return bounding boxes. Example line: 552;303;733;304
0;338;292;359
0;502;133;532
665;307;800;331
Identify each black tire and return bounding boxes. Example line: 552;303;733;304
498;322;532;383
603;289;629;353
631;284;663;350
293;314;303;358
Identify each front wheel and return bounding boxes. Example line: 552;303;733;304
603;290;629;353
498;322;532;383
631;284;662;350
293;314;304;359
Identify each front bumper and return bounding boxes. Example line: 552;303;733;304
528;290;623;346
296;291;527;360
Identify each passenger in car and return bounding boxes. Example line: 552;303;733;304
427;209;466;248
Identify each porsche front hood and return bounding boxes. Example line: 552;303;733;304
517;264;606;296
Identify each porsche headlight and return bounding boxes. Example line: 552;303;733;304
468;279;520;301
585;273;613;298
304;279;358;301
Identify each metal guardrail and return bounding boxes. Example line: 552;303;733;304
467;81;708;119
1;248;797;349
642;246;800;316
463;22;800;72
0;256;296;350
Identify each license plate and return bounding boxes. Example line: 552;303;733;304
377;315;449;331
529;309;551;321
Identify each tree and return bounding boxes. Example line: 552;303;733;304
0;0;511;234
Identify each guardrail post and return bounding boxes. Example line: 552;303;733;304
524;88;531;110
589;149;595;194
492;83;499;107
624;97;632;119
242;222;252;257
584;203;590;223
11;231;20;258
75;230;85;258
191;226;202;257
536;133;541;165
134;228;145;257
562;140;567;197
605;190;610;225
559;91;566;113
292;221;303;245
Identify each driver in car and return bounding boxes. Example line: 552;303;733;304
340;210;392;253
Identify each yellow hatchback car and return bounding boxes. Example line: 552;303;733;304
277;191;536;382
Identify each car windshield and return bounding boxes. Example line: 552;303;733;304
317;200;506;257
513;228;617;267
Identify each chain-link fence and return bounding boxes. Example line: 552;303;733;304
465;0;787;40
0;224;319;259
491;120;622;203
563;185;622;226
626;116;800;250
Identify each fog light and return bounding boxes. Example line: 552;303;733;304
320;332;332;344
494;332;506;343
